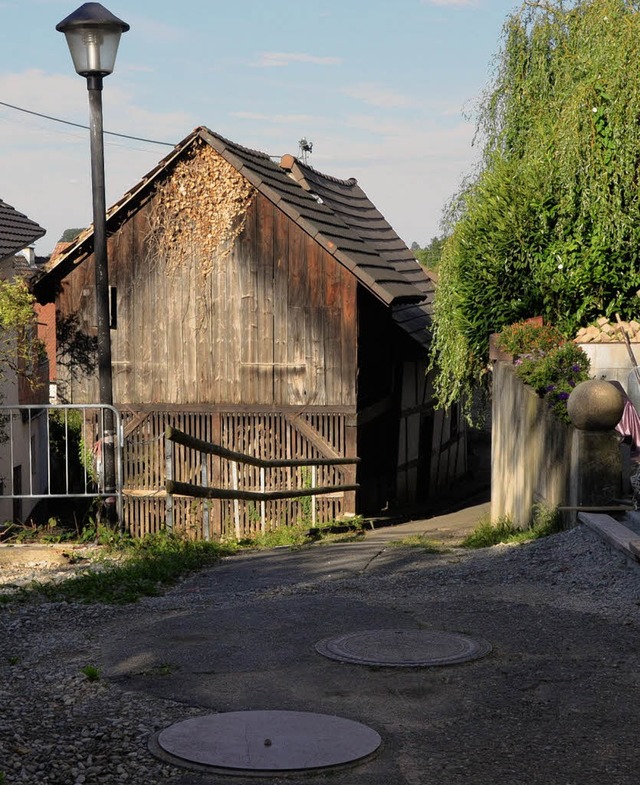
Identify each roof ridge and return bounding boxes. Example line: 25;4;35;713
196;126;273;162
284;156;358;188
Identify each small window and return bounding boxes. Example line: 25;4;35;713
109;286;117;329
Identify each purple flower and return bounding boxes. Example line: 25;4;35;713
571;364;581;372
545;384;556;392
558;392;570;401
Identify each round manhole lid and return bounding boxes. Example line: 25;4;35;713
315;629;492;667
154;710;381;774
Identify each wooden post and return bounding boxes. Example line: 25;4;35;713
260;466;266;533
212;412;222;536
201;459;210;541
344;417;358;514
165;431;174;534
311;465;317;527
232;461;240;538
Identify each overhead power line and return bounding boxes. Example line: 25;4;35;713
0;100;175;147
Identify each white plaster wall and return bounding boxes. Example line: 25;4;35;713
578;342;640;391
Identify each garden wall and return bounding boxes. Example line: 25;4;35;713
491;362;573;526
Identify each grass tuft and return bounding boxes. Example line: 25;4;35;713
80;664;101;682
461;505;563;549
238;517;365;550
389;534;447;552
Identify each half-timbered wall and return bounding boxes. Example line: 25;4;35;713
396;360;467;502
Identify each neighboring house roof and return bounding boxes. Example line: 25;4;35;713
32;127;433;345
0;199;46;262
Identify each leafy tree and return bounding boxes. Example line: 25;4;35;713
415;235;446;272
59;228;85;243
430;0;640;414
0;277;44;381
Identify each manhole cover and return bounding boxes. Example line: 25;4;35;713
315;629;492;667
153;710;381;775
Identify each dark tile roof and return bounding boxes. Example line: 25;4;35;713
0;199;46;262
281;157;434;349
32;127;431;347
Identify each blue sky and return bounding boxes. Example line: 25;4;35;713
1;0;520;254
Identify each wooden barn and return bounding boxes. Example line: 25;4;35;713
33;127;466;536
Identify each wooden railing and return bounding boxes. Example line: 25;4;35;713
165;426;359;538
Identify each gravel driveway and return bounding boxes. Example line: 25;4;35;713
1;524;640;784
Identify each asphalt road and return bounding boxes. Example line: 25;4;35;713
97;518;640;785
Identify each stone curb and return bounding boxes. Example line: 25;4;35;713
578;512;640;563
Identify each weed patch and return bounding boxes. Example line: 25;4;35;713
389;535;447;553
462;506;562;549
17;534;236;605
80;664;100;682
238;517;365;549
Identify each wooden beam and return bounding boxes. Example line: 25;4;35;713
166;479;359;502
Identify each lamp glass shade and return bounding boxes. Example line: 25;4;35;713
61;23;123;76
57;3;129;77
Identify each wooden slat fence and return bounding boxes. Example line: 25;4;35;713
121;409;357;538
165;426;359;540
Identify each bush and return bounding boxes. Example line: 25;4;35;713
515;341;590;423
496;321;591;422
497;321;564;357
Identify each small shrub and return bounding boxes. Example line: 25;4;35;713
516;342;590;422
80;664;100;682
530;503;563;536
498;321;564;357
498;321;591;423
461;516;521;548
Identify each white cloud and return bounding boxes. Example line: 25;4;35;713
119;13;186;43
251;52;342;68
300;117;478;242
342;83;413;109
230;111;317;125
0;69;196;254
421;0;479;6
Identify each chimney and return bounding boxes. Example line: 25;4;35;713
19;247;36;266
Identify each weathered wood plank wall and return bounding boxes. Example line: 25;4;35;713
58;185;358;412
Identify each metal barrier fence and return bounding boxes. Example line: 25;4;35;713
0;404;123;524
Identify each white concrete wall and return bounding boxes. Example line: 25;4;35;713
578;342;640;391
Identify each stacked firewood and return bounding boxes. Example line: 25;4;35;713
150;141;256;282
575;317;640;343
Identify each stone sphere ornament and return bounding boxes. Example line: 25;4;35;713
567;379;624;431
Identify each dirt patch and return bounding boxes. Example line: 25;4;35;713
0;544;77;567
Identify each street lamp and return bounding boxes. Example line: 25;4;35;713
57;3;129;523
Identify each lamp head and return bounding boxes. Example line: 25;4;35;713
57;3;129;77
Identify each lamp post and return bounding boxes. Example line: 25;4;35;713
57;3;129;524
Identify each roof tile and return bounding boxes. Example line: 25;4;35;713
0;199;45;262
33;126;431;345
